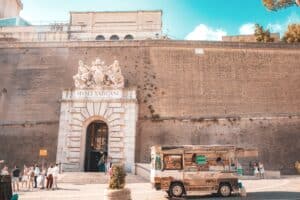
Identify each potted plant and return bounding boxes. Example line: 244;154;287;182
104;165;131;200
295;161;300;174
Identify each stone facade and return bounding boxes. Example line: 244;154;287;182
0;0;22;19
56;88;138;172
0;10;162;42
57;59;138;172
69;11;162;41
0;40;299;174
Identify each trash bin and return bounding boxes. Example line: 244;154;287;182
0;175;12;200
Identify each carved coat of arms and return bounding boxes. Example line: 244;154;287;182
73;58;125;89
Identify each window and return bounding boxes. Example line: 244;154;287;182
163;154;183;170
124;34;134;40
95;35;105;40
151;154;162;170
110;35;119;40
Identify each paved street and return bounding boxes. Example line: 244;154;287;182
17;176;300;200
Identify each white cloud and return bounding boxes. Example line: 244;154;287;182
185;24;227;41
267;13;300;36
239;23;255;35
267;23;283;33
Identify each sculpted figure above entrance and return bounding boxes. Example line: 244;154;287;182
73;58;125;89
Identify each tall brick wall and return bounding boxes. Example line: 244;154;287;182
0;41;299;173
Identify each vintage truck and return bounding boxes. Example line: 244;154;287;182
150;145;257;198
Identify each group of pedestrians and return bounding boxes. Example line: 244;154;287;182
0;163;60;192
253;161;265;178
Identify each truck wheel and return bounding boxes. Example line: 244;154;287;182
170;182;184;197
218;183;231;197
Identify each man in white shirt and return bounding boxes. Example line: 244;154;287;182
34;164;40;188
52;164;59;190
46;165;54;189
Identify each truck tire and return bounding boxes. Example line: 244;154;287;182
218;183;232;197
169;182;184;197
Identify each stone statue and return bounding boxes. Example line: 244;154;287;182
73;58;125;89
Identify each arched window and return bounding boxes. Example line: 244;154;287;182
110;35;119;40
124;34;134;40
95;35;105;40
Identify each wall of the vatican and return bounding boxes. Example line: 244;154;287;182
0;41;299;173
0;0;22;18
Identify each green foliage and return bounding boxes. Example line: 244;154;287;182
262;0;299;11
109;165;126;189
254;24;275;42
282;24;300;43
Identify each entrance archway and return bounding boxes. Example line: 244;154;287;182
84;120;108;172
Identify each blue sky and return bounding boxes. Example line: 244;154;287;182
20;0;300;40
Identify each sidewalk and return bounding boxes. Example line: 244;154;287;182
18;175;300;200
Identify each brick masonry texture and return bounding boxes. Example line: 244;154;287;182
0;40;299;173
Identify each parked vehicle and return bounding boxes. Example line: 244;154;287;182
150;145;257;198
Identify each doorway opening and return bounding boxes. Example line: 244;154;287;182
84;120;108;172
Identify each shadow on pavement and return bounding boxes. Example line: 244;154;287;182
168;191;300;200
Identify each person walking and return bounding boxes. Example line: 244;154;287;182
46;165;54;190
259;162;265;179
11;165;21;193
28;166;34;191
52;164;59;190
33;164;40;188
21;165;29;189
253;162;259;178
39;167;46;189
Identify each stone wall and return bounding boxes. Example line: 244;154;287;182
0;41;299;173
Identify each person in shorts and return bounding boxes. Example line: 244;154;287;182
21;165;29;189
12;165;21;192
28;166;35;190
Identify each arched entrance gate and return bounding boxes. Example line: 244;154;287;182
85;120;108;172
56;59;138;173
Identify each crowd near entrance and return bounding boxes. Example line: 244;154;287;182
84;121;109;172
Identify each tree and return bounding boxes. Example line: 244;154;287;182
254;24;275;42
262;0;300;11
282;24;300;43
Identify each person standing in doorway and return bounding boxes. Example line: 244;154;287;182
11;165;21;193
97;153;106;172
34;164;40;188
105;156;112;175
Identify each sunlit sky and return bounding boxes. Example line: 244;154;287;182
20;0;300;40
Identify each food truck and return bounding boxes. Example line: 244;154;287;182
150;145;257;198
